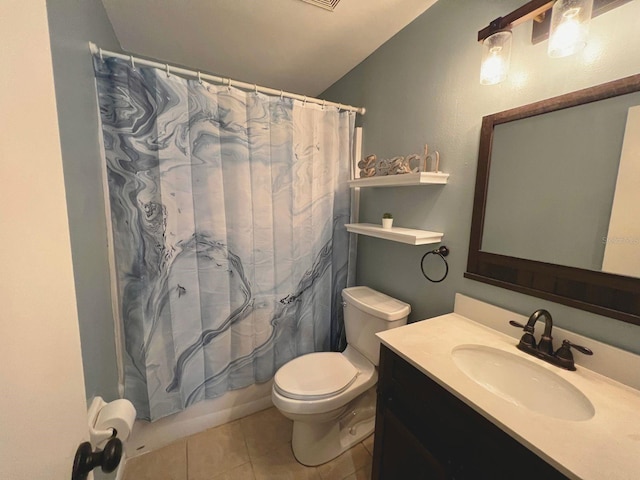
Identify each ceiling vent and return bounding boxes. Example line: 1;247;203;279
298;0;341;11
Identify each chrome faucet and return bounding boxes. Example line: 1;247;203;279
509;309;593;370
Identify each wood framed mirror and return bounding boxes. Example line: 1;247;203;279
466;73;640;326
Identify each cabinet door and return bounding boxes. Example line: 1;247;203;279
377;407;447;480
374;346;569;480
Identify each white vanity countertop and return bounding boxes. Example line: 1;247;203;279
377;301;640;480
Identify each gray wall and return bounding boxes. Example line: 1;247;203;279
323;0;640;353
46;0;121;402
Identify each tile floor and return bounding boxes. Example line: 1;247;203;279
123;407;374;480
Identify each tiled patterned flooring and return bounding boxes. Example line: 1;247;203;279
123;407;374;480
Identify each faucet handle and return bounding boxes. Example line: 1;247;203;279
509;320;535;335
560;340;593;356
508;320;536;349
554;340;593;371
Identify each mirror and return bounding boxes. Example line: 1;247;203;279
482;91;640;276
466;73;640;326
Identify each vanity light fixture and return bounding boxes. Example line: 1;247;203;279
548;0;594;57
478;0;611;85
478;0;555;86
480;30;513;85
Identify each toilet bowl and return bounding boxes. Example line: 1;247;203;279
272;286;410;466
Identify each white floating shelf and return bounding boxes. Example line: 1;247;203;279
348;172;449;188
345;223;443;246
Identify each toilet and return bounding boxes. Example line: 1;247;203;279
272;286;410;466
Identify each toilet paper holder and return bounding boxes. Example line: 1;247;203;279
88;396;117;448
71;396;135;479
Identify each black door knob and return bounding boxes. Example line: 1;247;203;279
71;437;123;480
101;438;123;473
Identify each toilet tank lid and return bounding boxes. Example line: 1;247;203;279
342;286;411;321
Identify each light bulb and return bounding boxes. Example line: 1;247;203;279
480;31;512;85
548;0;594;58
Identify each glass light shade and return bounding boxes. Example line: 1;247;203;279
480;31;512;86
548;0;594;58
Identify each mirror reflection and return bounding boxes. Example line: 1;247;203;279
481;91;640;278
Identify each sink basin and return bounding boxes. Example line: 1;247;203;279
452;344;595;421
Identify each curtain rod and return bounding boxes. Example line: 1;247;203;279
89;42;365;115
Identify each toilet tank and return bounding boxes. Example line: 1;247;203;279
342;286;410;365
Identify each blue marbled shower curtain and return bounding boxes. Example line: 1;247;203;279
94;57;354;421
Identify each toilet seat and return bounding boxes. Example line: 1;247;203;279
274;352;359;400
272;346;377;417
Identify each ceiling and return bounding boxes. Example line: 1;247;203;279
101;0;438;96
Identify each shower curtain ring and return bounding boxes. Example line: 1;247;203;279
99;48;104;62
337;103;342;112
322;100;326;110
280;90;284;99
197;71;203;84
303;96;307;106
227;78;232;91
165;64;171;78
129;55;135;70
254;84;258;95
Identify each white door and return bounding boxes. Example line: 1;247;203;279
0;1;91;479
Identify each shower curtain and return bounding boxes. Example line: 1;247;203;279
94;57;355;421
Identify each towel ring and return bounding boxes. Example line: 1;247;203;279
420;246;450;283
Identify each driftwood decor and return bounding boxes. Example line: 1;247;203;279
358;145;441;178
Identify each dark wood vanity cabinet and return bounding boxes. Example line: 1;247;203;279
372;345;569;480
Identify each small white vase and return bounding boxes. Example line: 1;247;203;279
382;218;393;229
